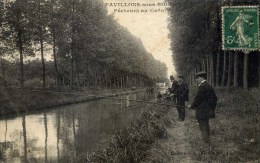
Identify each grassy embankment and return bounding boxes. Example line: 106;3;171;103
0;87;143;116
146;87;260;162
76;102;172;163
77;87;259;163
185;88;260;162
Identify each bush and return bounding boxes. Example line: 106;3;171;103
24;78;42;88
77;104;171;163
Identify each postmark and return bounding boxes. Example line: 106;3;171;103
222;6;259;51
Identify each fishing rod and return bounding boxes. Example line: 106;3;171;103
105;96;188;108
2;86;188;108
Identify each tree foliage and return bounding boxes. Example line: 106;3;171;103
0;0;168;89
167;0;259;87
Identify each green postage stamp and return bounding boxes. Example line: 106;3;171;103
222;6;259;51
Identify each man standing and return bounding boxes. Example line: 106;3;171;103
169;75;179;104
188;72;218;144
176;75;189;121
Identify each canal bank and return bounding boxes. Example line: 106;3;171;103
0;91;157;163
79;88;260;163
0;87;146;116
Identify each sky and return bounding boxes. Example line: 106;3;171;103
103;0;176;76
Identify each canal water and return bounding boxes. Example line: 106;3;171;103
0;91;157;163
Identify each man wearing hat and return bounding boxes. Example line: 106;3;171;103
176;75;189;121
169;75;179;103
188;71;218;144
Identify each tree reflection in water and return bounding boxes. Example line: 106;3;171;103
22;115;28;163
44;113;48;163
0;92;153;162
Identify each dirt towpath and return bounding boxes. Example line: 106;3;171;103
144;106;207;163
161;108;195;163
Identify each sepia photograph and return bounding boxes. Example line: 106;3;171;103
0;0;259;162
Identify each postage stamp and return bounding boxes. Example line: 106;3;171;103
222;6;259;51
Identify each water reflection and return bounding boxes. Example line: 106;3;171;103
44;113;48;163
22;115;27;163
57;110;60;163
0;92;154;162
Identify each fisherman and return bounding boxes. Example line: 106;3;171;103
157;91;163;99
165;88;172;101
169;75;179;104
156;91;163;103
176;75;189;121
188;71;218;144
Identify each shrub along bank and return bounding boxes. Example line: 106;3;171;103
77;103;172;163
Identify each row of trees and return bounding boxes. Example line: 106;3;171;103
167;0;259;89
0;0;167;90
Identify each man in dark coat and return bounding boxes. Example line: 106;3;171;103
169;75;179;104
176;75;189;121
189;72;217;144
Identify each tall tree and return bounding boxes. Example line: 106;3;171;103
4;0;33;88
233;51;238;87
29;0;51;89
221;51;227;87
227;51;233;87
243;51;249;89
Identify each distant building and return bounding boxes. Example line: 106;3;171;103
156;82;166;88
4;0;13;3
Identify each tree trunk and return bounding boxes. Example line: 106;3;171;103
221;51;227;87
201;59;205;71
139;75;142;88
40;30;46;90
70;58;74;88
207;56;210;83
95;71;97;91
110;73;112;90
18;25;24;88
37;0;46;90
126;75;128;88
122;74;125;88
227;51;233;87
216;51;220;87
117;76;120;88
86;64;89;89
233;51;238;88
243;52;249;89
51;0;59;90
75;47;80;88
120;76;123;89
62;74;65;87
189;74;192;86
52;34;59;90
1;58;5;88
210;53;214;86
203;59;207;71
70;0;76;88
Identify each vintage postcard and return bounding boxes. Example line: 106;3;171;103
0;0;259;162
